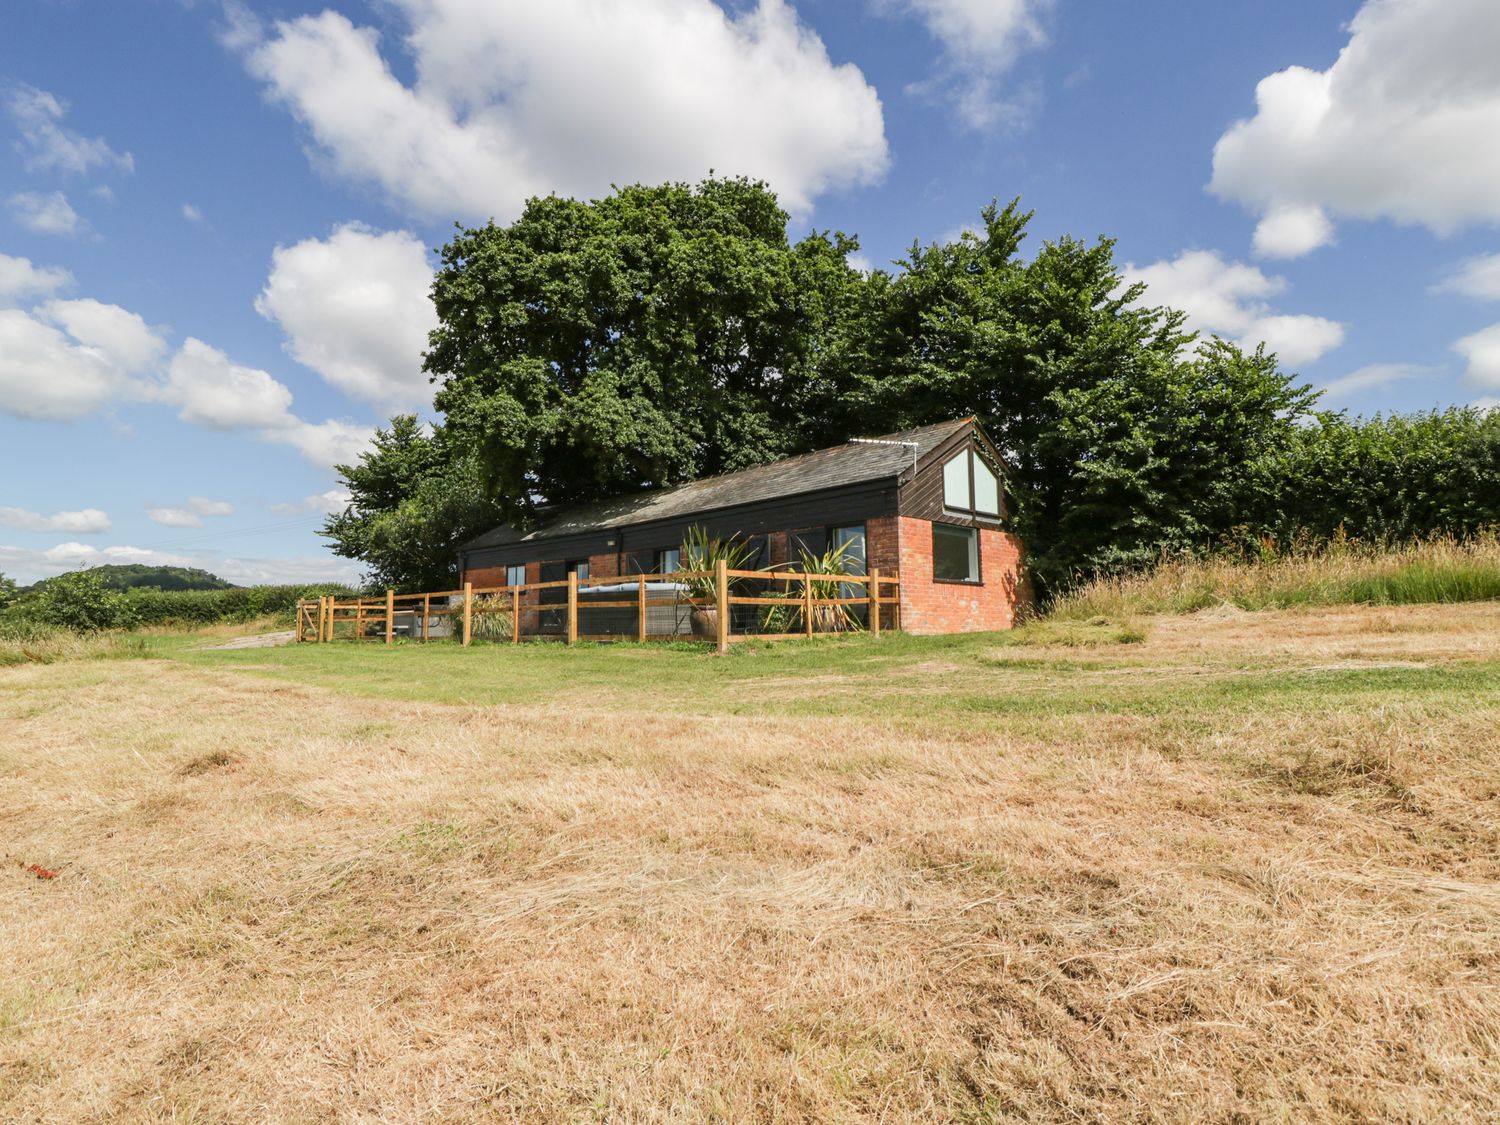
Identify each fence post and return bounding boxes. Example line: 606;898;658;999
638;574;648;642
512;584;521;645
567;571;578;645
320;596;329;643
803;574;813;638
462;581;473;647
385;589;395;646
715;558;729;654
869;568;881;638
422;594;430;642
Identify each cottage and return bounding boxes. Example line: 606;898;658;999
458;418;1026;636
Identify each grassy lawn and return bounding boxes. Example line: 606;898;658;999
4;603;1499;1121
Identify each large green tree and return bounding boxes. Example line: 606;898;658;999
819;201;1321;589
425;177;865;528
321;416;502;591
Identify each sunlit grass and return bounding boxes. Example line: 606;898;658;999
1052;531;1500;619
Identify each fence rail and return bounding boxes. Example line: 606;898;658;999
295;561;900;653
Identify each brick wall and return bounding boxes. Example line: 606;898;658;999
588;552;620;580
892;516;1025;634
463;559;551;588
464;565;508;589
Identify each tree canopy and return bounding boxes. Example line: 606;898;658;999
322;177;1500;595
426;178;864;529
322;415;503;592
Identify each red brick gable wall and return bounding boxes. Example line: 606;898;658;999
889;516;1025;634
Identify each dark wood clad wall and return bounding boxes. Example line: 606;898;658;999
463;480;901;572
897;424;1012;529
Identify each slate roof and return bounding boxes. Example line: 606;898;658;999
461;418;971;551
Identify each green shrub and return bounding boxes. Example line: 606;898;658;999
123;583;359;628
30;569;138;633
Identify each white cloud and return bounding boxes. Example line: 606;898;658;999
0;507;111;534
0;304;156;420
0;252;71;304
5;85;134;176
1435;252;1500;301
8;190;82;236
147;508;204;529
38;298;167;372
160;338;373;467
256;223;437;410
235;0;888;222
271;488;351;516
162;337;296;430
0;542;360;587
1122;249;1346;367
182;203;206;224
147;497;234;528
0;297;164;421
1454;322;1500;388
885;0;1052;128
1475;396;1500;412
187;497;234;517
1211;0;1500;258
267;418;374;468
1319;362;1435;401
1251;204;1334;259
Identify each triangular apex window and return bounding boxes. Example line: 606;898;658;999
942;448;1002;518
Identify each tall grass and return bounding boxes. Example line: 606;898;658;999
1052;531;1500;620
0;620;165;666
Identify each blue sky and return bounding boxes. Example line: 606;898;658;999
3;0;1499;585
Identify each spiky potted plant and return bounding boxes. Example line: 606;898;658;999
680;525;758;640
795;538;864;633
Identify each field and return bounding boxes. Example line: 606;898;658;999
4;604;1500;1121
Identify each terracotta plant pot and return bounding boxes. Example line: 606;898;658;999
689;607;718;639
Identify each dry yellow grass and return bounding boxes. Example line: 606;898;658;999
3;603;1499;1122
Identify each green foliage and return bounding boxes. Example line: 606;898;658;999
469;595;514;641
679;525;760;599
1235;407;1500;545
122;583;357;628
427;177;865;529
28;568;138;633
37;564;234;592
337;177;1500;599
794;537;865;632
0;571;16;611
320;415;502;592
819;201;1320;592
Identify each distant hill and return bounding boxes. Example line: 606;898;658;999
29;564;237;593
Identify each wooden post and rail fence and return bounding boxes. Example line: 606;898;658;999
295;563;899;654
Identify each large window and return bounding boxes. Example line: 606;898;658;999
932;523;979;583
941;449;1002;518
656;547;681;574
830;525;867;574
569;559;589;581
506;564;526;587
